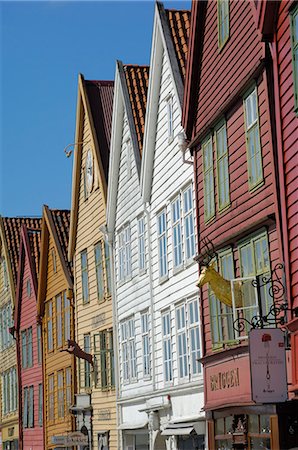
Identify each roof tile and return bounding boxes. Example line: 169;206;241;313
165;9;191;80
48;209;72;276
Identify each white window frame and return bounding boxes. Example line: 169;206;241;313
188;298;202;376
126;139;132;180
138;216;146;273
176;304;188;379
171;196;183;270
166;96;174;142
141;311;150;378
120;317;137;383
157;209;168;280
182;185;196;262
161;310;173;384
118;225;131;283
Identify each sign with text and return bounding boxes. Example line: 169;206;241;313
249;328;287;403
51;432;88;445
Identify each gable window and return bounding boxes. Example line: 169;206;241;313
118;225;131;282
81;249;89;304
21;327;33;368
51;248;57;273
64;291;71;342
218;0;229;48
172;197;183;269
157;209;168;279
126;139;132;180
167;96;174;141
3;260;8;290
141;311;150;378
162;310;172;383
26;279;31;298
202;136;215;222
94;330;114;389
48;374;54;421
244;87;263;189
84;334;91;388
121;317;137;383
183;186;196;261
95;242;104;301
138;217;146;273
47;300;53;352
216;123;230;210
56;294;63;348
291;5;298;111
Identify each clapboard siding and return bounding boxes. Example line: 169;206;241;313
277;1;298;309
74;104;116;449
195;0;264;134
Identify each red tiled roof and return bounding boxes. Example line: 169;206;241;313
27;228;41;278
48;209;72;276
123;65;149;156
1;217;42;288
165;9;191;80
85;80;114;183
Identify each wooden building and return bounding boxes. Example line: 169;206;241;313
14;223;43;450
68;75;115;449
37;207;75;449
0;217;41;450
182;1;297;449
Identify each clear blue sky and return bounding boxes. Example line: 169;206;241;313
0;0;190;217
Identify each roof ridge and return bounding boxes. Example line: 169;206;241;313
123;64;150;69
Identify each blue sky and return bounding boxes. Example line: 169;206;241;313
0;0;191;217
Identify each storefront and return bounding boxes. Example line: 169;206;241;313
1;424;18;450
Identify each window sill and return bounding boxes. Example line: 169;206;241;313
204;215;216;226
173;264;184;276
184;257;196;269
248;179;265;193
159;274;169;285
218;202;231;214
168;136;174;145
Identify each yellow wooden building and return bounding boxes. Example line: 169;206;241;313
68;74;116;449
37;207;75;449
0;217;41;450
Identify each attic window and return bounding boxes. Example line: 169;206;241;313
218;0;229;49
166;96;174;142
51;248;57;273
26;279;31;298
126;139;132;180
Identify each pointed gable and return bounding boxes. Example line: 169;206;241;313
48;209;72;277
123;65;149;157
165;9;191;80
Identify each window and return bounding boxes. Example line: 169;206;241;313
37;324;42;364
38;383;43;426
218;0;229;48
95;242;104;301
138;217;146;273
57;370;64;418
23;387;28;428
202;137;215;222
47;300;53;351
28;385;34;427
23;385;34;428
94;330;114;389
216;124;230;210
81;249;89;304
65;367;72;411
0;303;13;350
188;298;201;375
167;96;174;141
26;279;31;297
118;226;131;282
157;209;168;279
291;5;298;110
183;186;196;260
48;374;54;421
126;139;132;180
21;327;33;368
120;317;136;382
64;291;71;342
244;88;263;188
84;334;91;388
105;242;112;297
51;248;57;273
162;311;172;383
56;294;63;348
2;367;17;416
176;304;188;378
3;260;8;290
172;197;183;269
141;311;150;378
209;251;235;348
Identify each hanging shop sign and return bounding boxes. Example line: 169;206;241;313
249;328;287;403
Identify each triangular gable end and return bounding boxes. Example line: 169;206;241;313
141;2;191;202
68;74;113;260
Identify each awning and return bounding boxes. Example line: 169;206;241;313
161;421;205;436
118;419;148;430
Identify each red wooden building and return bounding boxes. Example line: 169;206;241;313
182;1;298;449
14;223;43;450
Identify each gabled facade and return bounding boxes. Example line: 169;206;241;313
140;3;205;449
0;217;41;450
14;223;43;450
183;1;297;449
107;60;150;449
37;207;74;449
68;75;116;449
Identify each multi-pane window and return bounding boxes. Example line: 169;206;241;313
126;139;132;180
176;304;188;378
26;279;31;298
118;226;131;282
64;292;71;342
167;96;174;141
202;137;215;222
162;311;172;383
138;217;146;272
183;186;196;260
57;370;64;418
244;88;263;188
47;300;53;352
3;260;8;289
21;327;33;368
84;334;91;388
95;242;104;301
38;383;43;426
121;317;137;382
51;248;57;273
94;330;114;389
81;249;89;304
56;294;63;348
23;386;34;428
23;387;29;428
48;374;54;421
216;124;230;210
0;303;13;350
29;385;34;427
218;0;229;48
65;367;72;411
141;311;150;378
37;323;42;364
188;298;201;375
291;5;298;110
172;198;183;268
157;210;168;279
2;368;17;416
105;242;112;296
